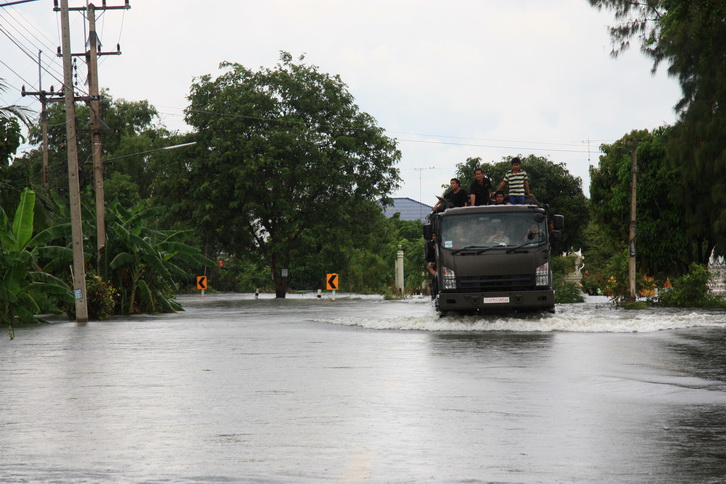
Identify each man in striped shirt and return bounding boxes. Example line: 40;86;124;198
496;157;533;205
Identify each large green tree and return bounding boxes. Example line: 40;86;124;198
589;0;726;252
168;53;401;297
589;127;697;282
455;154;589;252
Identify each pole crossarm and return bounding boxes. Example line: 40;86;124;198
53;0;130;12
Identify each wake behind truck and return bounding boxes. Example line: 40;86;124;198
424;201;564;315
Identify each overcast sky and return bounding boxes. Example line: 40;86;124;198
1;0;682;203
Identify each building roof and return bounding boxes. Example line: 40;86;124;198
381;197;433;223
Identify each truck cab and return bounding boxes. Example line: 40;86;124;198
424;204;564;315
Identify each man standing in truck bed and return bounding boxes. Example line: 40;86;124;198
496;157;533;205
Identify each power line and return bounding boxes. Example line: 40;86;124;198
0;0;42;7
0;8;66;88
0;2;93;101
394;138;601;155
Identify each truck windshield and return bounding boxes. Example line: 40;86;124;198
441;212;547;250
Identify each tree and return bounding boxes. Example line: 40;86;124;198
1;117;21;166
588;0;726;252
22;92;170;203
1;188;73;339
455;154;589;252
1;77;28;218
104;201;211;314
172;52;401;297
588;128;697;286
0;78;32;131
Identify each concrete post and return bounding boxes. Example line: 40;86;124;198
395;245;405;296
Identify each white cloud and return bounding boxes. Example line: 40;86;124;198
1;0;681;201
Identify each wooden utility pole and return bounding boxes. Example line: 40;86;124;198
38;50;51;191
628;144;638;302
57;0;127;271
59;0;88;322
87;3;106;267
21;82;63;191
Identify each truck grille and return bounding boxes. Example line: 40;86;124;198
458;274;535;292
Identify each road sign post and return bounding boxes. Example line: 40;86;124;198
326;273;339;300
197;275;207;297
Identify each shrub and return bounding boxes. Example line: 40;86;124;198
553;273;585;303
657;263;726;308
86;274;119;320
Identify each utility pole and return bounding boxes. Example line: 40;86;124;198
21;53;63;191
628;144;638;302
87;3;106;267
59;0;88;322
56;0;128;271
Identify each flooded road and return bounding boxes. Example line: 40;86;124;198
2;294;726;483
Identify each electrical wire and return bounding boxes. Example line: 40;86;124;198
0;2;95;99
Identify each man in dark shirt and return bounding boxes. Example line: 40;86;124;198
433;178;468;211
469;168;492;206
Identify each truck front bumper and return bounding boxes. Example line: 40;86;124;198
436;289;555;313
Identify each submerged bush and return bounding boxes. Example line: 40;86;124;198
657;264;726;308
553;273;585;303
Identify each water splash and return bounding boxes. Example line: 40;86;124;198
314;295;726;333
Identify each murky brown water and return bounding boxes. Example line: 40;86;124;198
2;294;725;483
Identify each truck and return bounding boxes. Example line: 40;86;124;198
424;200;564;315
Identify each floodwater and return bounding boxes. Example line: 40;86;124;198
2;294;726;483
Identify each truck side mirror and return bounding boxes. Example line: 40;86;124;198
552;214;565;230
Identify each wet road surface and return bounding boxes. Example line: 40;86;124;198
1;294;726;483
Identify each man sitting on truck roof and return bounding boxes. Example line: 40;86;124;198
469;168;492;206
492;190;509;205
433;178;468;211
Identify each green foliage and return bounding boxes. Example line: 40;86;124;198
589;0;726;254
0;79;32;127
553;274;585;304
386;216;426;294
1;188;73;339
587;128;705;292
0;116;22;165
657;263;726;308
551;255;584;303
85;273;119;320
22;92;169;203
455;154;589;252
165;52;401;297
551;255;577;275
346;247;389;294
104;201;212;314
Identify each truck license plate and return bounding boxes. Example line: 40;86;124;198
483;297;510;304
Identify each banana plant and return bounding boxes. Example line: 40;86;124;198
105;200;213;314
0;188;73;339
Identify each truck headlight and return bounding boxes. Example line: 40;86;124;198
536;262;550;287
442;266;457;290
